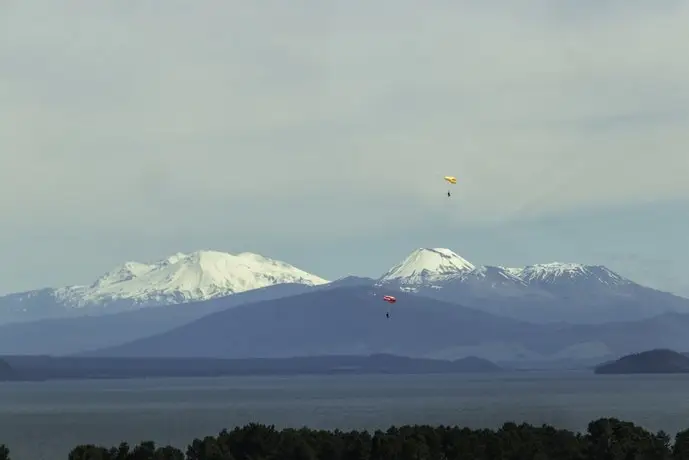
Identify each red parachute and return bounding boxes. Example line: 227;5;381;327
382;295;397;303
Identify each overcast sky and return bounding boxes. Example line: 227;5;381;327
1;1;689;295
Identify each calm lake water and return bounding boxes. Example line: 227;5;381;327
2;371;689;460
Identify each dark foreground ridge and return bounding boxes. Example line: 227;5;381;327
0;354;501;381
1;418;688;459
595;349;689;374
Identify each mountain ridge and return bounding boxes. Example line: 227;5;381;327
0;246;687;326
374;248;689;323
82;285;689;365
376;248;634;290
2;269;689;364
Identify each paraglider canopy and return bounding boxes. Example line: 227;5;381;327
444;176;457;184
382;295;397;303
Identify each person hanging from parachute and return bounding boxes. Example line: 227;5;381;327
382;295;396;318
444;176;457;197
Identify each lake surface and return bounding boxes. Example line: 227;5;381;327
2;371;689;460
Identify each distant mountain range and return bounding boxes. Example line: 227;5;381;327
375;248;689;323
0;283;315;355
77;286;689;366
1;247;687;325
0;354;502;381
1;247;689;367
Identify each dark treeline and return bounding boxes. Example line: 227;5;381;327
5;418;689;459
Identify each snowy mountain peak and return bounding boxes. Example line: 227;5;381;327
55;250;329;308
377;248;475;287
512;262;632;286
163;252;188;265
463;265;527;284
92;261;154;287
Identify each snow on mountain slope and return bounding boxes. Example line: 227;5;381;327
458;266;528;287
376;248;530;293
377;248;633;292
373;247;689;323
52;250;329;308
377;248;475;289
512;262;633;287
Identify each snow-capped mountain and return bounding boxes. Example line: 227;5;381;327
512;262;632;288
3;245;689;329
56;250;328;307
4;246;689;362
376;248;529;292
375;248;689;323
378;248;475;290
376;248;632;292
0;250;328;325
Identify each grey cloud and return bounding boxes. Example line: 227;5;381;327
1;2;688;250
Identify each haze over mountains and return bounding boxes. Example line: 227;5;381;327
2;247;689;367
